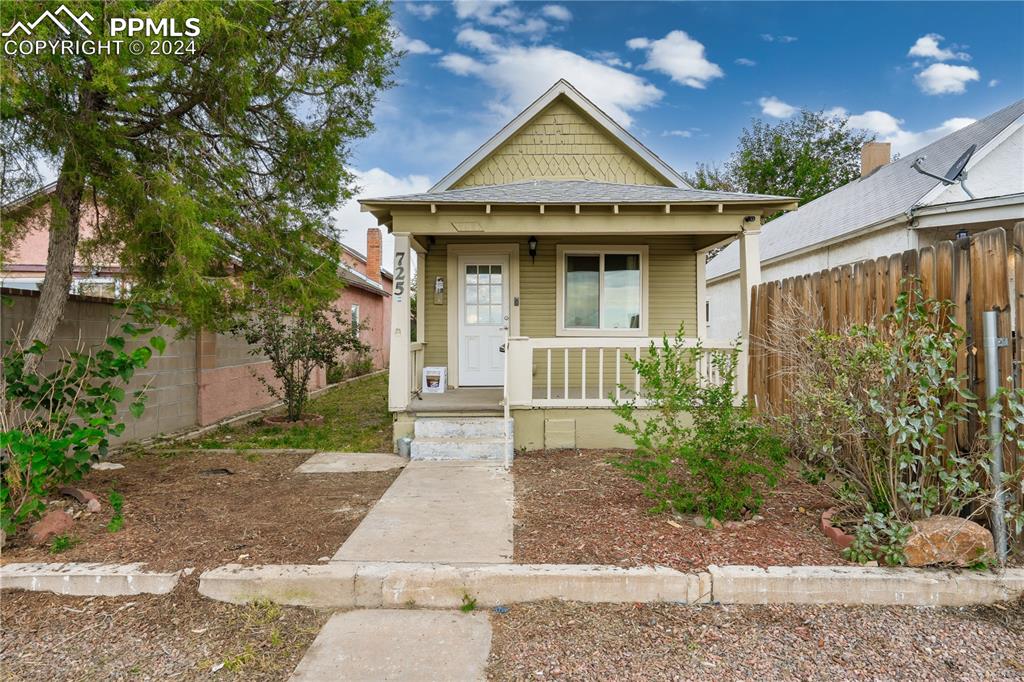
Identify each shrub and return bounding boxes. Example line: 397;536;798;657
612;329;786;521
1;304;167;535
237;298;367;421
764;286;1024;562
328;347;374;384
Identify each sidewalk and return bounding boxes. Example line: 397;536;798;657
332;460;514;564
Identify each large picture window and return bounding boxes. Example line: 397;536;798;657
557;246;648;336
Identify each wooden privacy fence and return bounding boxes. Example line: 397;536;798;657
748;224;1024;515
748;225;1024;424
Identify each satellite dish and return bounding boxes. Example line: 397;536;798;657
945;144;977;182
911;143;977;199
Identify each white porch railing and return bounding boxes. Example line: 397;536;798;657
410;342;425;395
505;336;736;408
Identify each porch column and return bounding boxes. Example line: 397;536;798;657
388;233;412;412
695;249;707;339
737;221;762;399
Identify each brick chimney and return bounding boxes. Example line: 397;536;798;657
861;142;891;177
366;228;382;283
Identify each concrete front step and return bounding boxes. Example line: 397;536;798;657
410;437;512;461
414;416;512;440
411;416;513;461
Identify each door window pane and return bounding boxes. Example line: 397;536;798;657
465;263;504;326
603;254;641;329
564;255;600;328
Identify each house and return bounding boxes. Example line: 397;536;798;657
337;228;393;371
1;182;125;297
360;79;796;457
707;99;1024;339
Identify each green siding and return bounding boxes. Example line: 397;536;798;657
422;234;697;392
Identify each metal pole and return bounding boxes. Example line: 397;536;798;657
982;310;1008;564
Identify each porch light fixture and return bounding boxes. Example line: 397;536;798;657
528;236;538;263
956;229;969;241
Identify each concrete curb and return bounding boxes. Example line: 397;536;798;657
709;565;1024;606
1;562;184;596
199;563;711;608
198;562;1024;609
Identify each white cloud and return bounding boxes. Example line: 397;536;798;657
734;57;756;66
590;50;631;68
833;106;976;156
627;30;723;89
761;34;797;43
541;4;572;21
662;129;694;138
907;33;970;62
439;52;484;76
758;96;797;118
439;38;663;127
336;168;432;269
405;2;440;20
453;0;549;37
456;27;501;52
394;32;441;55
989;79;1000;87
915;63;980;95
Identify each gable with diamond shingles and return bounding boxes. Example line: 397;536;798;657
453;99;671;188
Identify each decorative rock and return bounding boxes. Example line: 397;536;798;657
28;510;74;545
903;515;995;567
92;462;125;470
86;498;102;513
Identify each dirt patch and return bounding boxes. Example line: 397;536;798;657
487;599;1024;681
514;449;844;570
1;449;399;571
1;577;329;681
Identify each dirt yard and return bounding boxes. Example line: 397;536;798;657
514;449;844;570
486;599;1024;681
0;584;330;681
1;449;399;571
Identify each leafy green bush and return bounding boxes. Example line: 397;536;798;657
237;298;367;421
1;306;167;535
612;329;786;521
327;347;375;384
766;287;1024;562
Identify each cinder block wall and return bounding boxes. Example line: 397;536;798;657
0;290;329;440
1;292;197;441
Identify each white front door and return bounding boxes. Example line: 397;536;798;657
458;255;510;386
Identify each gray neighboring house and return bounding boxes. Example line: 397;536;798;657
706;98;1024;339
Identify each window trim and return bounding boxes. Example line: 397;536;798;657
350;303;360;328
555;244;649;337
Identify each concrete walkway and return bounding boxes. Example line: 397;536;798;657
289;610;491;681
332;460;513;564
294;451;407;473
288;460;511;680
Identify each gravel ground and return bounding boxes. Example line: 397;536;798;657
0;576;329;681
487;599;1024;681
1;449;398;572
515;449;844;570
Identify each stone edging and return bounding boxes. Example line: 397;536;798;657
197;562;1024;608
199;563;711;608
1;562;185;596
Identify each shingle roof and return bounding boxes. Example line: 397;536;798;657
707;99;1024;281
362;179;794;205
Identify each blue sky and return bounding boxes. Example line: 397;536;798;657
338;0;1024;259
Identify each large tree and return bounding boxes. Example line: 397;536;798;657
1;0;396;356
685;110;874;209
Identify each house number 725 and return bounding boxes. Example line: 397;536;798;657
394;251;406;300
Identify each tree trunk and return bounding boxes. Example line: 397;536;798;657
22;165;85;371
